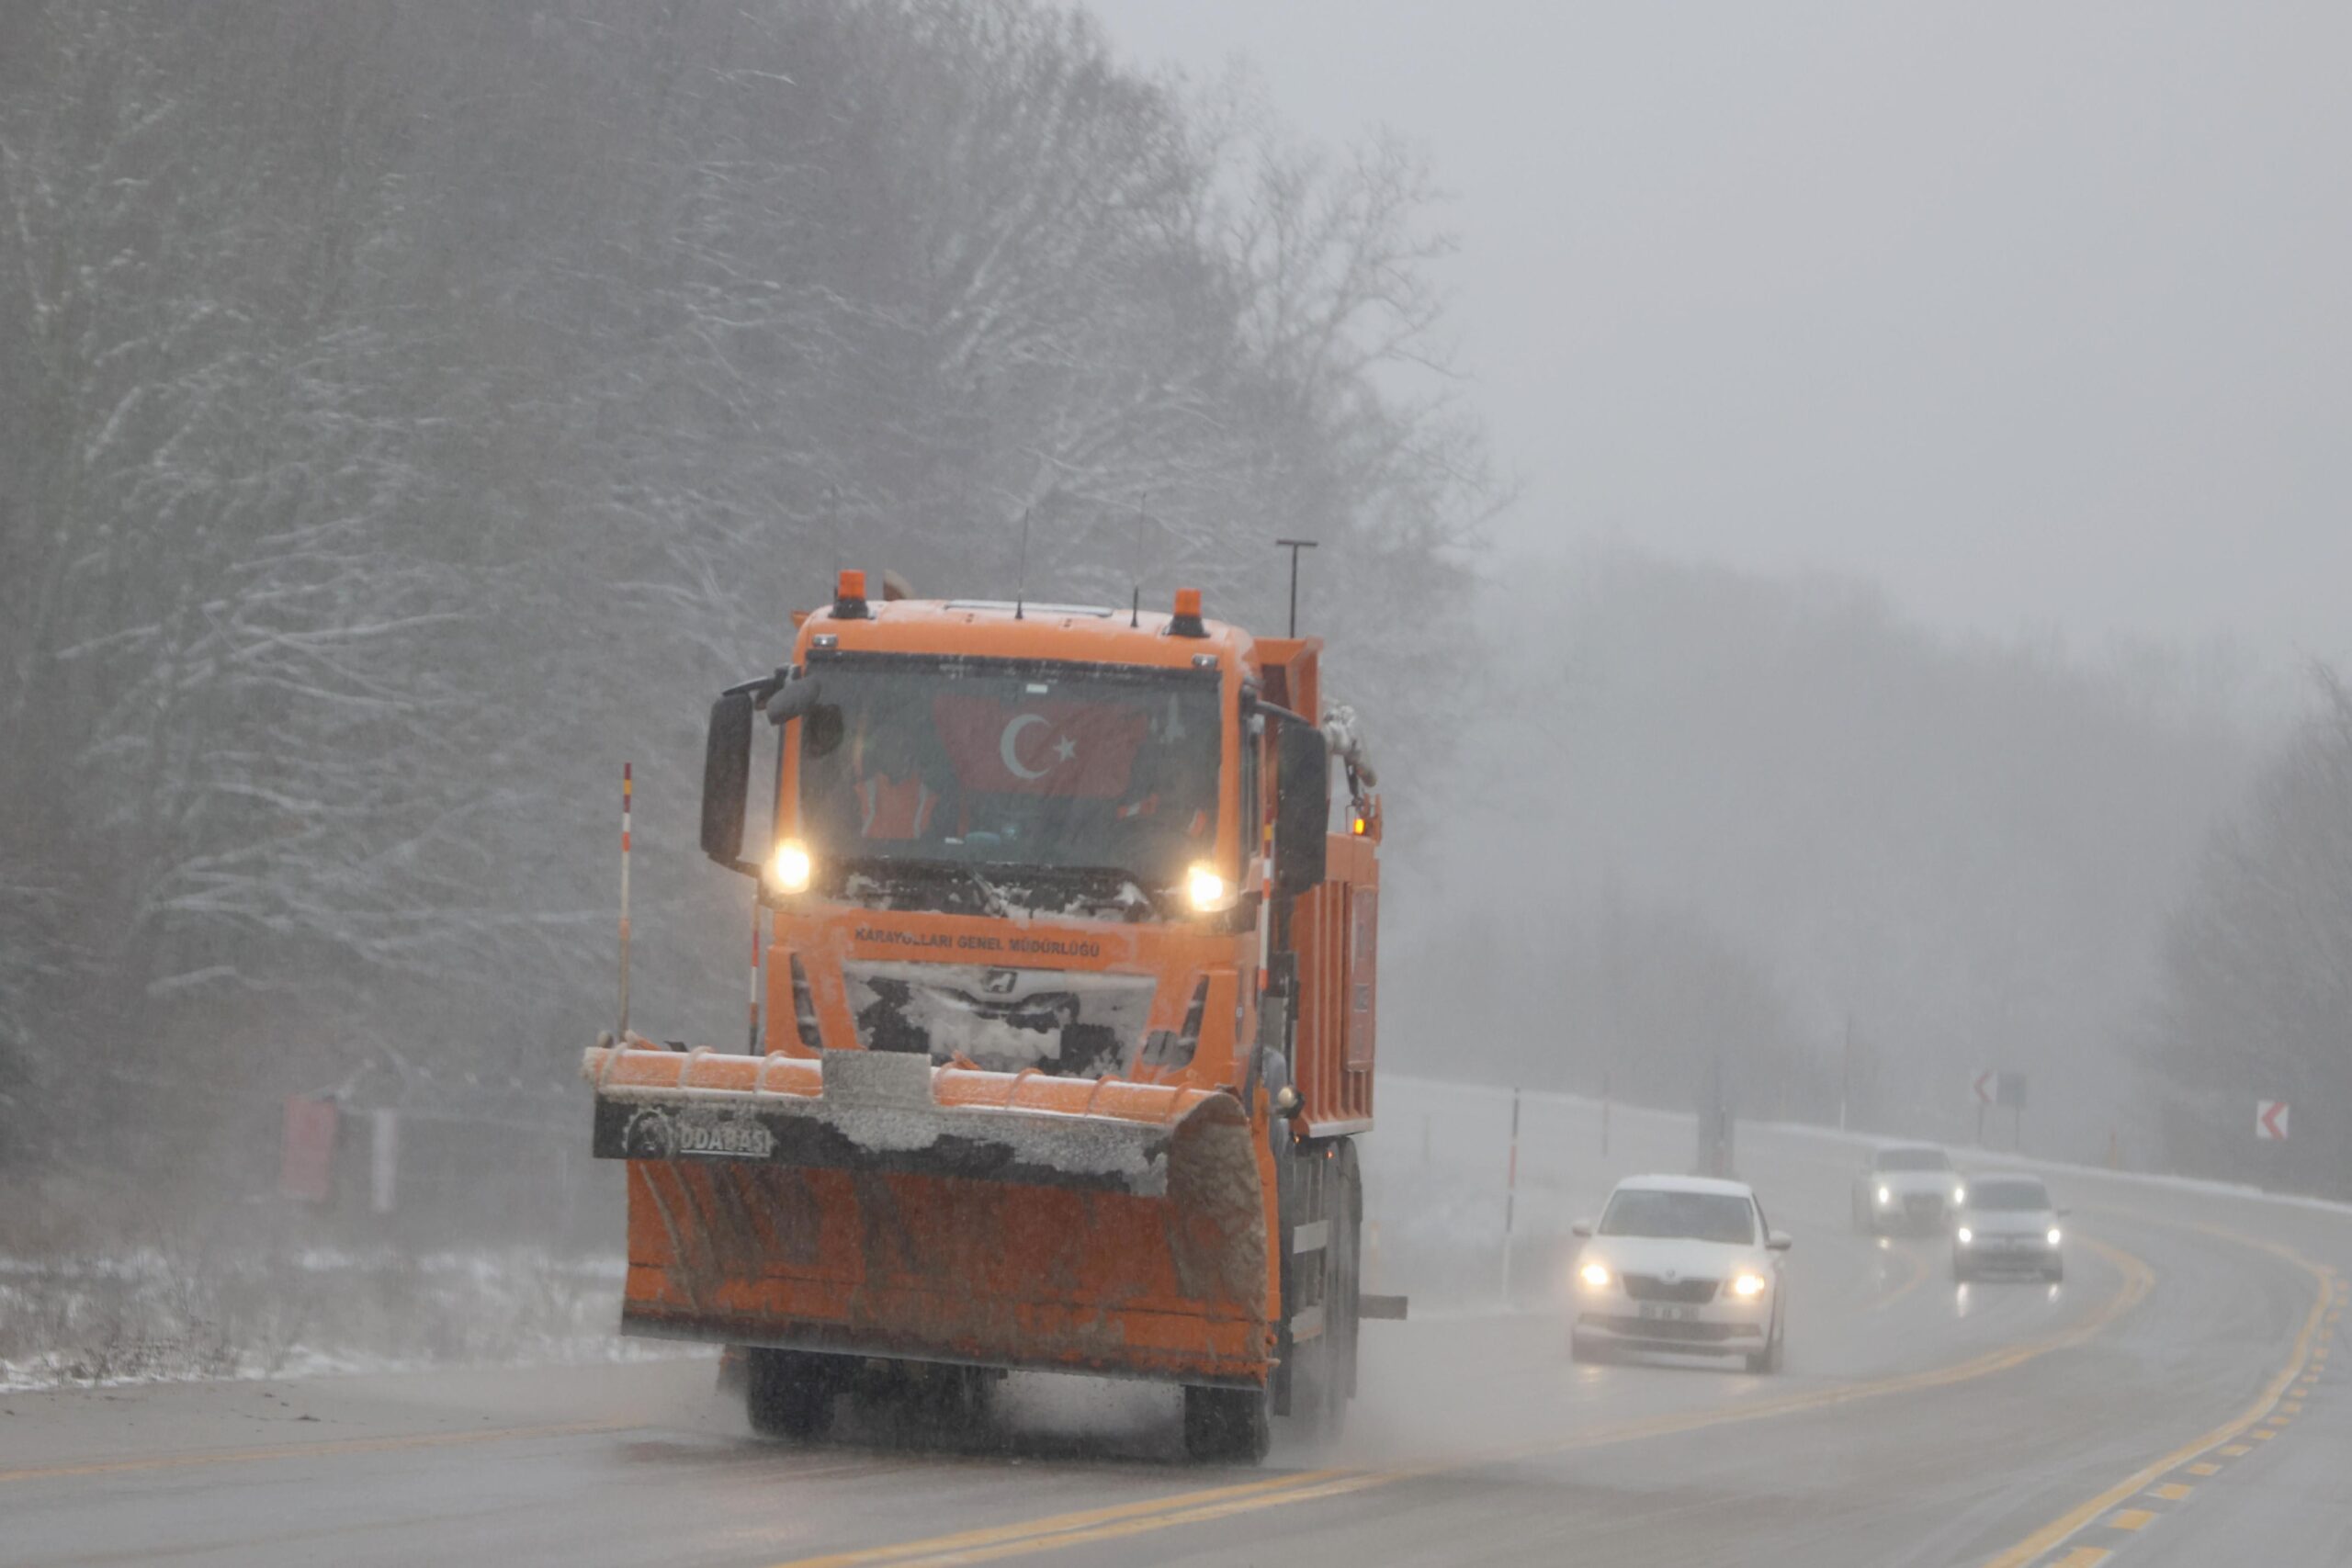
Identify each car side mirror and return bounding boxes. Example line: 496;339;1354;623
701;688;757;869
1570;1220;1593;1239
1273;720;1329;897
1767;1231;1793;1252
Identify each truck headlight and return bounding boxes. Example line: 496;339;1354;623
1731;1271;1768;1299
1876;1185;1892;1205
768;840;813;894
1955;1226;1973;1246
2046;1227;2063;1247
1578;1261;1611;1291
1185;863;1228;911
1953;1186;1966;1205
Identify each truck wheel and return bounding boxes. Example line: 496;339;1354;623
1182;1384;1271;1464
745;1348;838;1440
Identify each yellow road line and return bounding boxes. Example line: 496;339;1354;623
1979;1229;2329;1568
2187;1462;2220;1476
768;1469;1357;1568
0;1418;630;1485
772;1240;2156;1568
2146;1483;2190;1501
2107;1508;2154;1530
2249;1428;2276;1440
2048;1550;2110;1567
2219;1444;2252;1457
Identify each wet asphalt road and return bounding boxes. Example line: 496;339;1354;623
3;1119;2343;1568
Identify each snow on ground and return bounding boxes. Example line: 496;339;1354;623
0;1246;697;1393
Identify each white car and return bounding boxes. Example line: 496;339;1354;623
1569;1175;1792;1373
1851;1143;1967;1235
1952;1173;2066;1282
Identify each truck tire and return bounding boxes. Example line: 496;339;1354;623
745;1348;839;1440
1182;1383;1271;1464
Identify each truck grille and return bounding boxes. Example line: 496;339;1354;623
840;961;1155;1078
1622;1274;1719;1304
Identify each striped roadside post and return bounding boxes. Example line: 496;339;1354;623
1501;1087;1522;1303
748;904;763;1054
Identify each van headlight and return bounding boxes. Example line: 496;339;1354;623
1952;1185;1967;1205
2046;1227;2063;1247
1956;1226;1973;1246
1876;1185;1892;1205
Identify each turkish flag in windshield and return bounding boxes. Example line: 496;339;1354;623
931;694;1148;797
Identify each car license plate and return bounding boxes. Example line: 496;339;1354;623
1637;1302;1692;1322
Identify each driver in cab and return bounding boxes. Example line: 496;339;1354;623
852;721;954;841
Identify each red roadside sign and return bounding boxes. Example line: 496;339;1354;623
2256;1100;2290;1141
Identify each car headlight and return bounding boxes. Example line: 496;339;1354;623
1731;1270;1768;1299
767;840;813;895
1578;1260;1611;1291
1955;1226;1973;1246
1876;1185;1892;1204
1952;1186;1966;1205
1185;862;1229;911
2046;1227;2063;1247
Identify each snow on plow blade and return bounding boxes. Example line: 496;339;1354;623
582;1044;1272;1385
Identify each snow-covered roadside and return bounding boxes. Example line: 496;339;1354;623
0;1247;702;1394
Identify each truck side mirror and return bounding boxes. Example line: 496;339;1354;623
701;688;756;869
1273;721;1329;897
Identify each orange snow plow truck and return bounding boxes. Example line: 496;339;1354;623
582;572;1396;1461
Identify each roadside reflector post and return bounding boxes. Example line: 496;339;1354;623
1500;1086;1521;1306
619;762;632;1040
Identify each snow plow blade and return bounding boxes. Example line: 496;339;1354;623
582;1043;1272;1386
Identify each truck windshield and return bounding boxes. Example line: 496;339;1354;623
797;657;1221;898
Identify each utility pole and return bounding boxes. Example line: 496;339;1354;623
1274;538;1317;637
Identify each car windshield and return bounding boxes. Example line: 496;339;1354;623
797;656;1221;899
1598;1190;1756;1245
1876;1148;1951;1172
1967;1179;2050;1212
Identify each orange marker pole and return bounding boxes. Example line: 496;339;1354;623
618;762;632;1040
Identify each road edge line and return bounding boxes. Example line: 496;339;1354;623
1977;1231;2333;1568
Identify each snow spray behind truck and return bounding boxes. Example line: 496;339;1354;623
582;572;1394;1461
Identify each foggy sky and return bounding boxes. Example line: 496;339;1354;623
1092;2;2352;663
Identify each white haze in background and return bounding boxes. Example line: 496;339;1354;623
1095;0;2352;664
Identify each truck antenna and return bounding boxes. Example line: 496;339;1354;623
1132;493;1148;626
1014;506;1032;621
1275;538;1318;637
